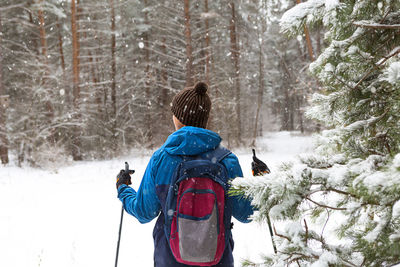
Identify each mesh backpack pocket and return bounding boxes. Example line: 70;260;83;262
164;147;231;266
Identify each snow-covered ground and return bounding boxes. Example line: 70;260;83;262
0;132;314;267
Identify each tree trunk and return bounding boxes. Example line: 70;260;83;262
26;4;39;56
184;0;193;87
282;87;290;131
143;0;153;147
37;1;48;66
110;0;118;149
316;27;321;57
88;49;101;112
91;19;103;116
0;12;8;164
71;0;82;160
297;95;304;133
57;22;66;75
57;20;68;104
37;0;55;143
296;0;314;61
71;0;80;106
71;0;80;103
203;0;217;130
160;37;169;123
289;94;295;130
229;1;242;144
57;19;71;114
251;16;266;147
204;0;211;85
110;0;116;121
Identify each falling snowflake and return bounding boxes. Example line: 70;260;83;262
167;209;174;216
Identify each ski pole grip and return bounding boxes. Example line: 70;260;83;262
124;162;135;175
125;162;129;172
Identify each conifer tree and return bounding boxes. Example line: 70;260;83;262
233;0;400;266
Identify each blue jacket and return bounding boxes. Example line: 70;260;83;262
118;126;253;266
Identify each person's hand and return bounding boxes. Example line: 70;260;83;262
116;169;132;189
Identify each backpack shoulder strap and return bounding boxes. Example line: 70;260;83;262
201;145;231;163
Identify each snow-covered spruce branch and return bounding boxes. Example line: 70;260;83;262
280;0;325;35
271;219;357;266
231;152;400;265
353;21;400;30
352;47;400;90
307;186;386;208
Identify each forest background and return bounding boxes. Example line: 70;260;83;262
1;1;400;266
0;0;320;167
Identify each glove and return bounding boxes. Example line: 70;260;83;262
116;169;132;189
252;161;269;176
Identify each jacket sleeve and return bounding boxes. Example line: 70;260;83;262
117;153;161;224
223;153;254;223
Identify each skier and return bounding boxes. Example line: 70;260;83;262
116;81;254;267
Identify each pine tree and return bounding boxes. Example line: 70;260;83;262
233;0;400;266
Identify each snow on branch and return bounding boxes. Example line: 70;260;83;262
280;0;340;35
353;20;400;30
353;47;400;89
0;3;23;12
200;12;219;19
343;109;389;132
383;61;400;85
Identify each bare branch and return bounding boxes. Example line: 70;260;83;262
306;196;347;210
273;225;291;241
303;219;308;244
321;209;330;238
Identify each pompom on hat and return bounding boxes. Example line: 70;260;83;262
171;82;211;128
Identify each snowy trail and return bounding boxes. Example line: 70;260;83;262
0;132;313;267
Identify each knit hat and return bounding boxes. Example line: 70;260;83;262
171;82;211;128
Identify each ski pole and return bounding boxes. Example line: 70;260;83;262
251;149;276;254
115;205;124;267
266;214;277;254
115;162;134;267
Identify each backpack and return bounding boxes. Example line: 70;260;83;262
164;146;232;266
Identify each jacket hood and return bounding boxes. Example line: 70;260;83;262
163;126;222;156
